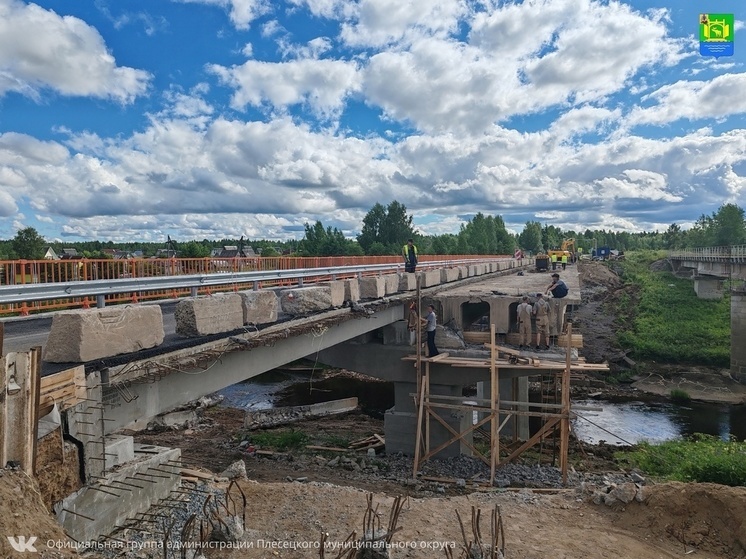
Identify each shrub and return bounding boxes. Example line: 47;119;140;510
670;388;691;403
616;435;746;487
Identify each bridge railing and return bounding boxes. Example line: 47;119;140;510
0;255;512;316
670;246;746;261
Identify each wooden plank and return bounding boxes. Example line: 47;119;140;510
38;366;86;417
425;352;450;362
180;468;214;480
305;445;351;452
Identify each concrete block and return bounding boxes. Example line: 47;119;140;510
421;269;441;288
280;286;333;314
458;266;469;279
318;281;346;307
383;274;400;295
344;279;360;302
469;265;478;276
44;306;164;363
175;294;243;337
359;276;386;299
238;290;278;324
399;273;417;291
440;267;460;283
104;434;135;471
56;445;181;543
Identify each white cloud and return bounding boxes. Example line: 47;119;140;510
208;58;361;118
0;0;150;102
340;0;466;47
626;73;746;127
174;0;269;29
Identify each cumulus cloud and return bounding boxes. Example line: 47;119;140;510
626;73;746;127
0;0;150;102
208;58;362;118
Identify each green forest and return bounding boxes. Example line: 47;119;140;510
1;201;744;260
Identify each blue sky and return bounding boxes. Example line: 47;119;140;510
0;0;744;243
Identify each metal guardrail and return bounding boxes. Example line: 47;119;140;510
0;258;508;306
669;246;746;260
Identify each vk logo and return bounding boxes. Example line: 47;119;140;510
7;536;38;553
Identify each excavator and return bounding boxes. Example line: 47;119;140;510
548;238;576;263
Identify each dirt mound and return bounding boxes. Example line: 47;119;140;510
612;482;746;557
578;260;622;289
0;469;76;559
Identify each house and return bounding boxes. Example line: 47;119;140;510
218;245;256;258
43;247;59;260
59;248;81;260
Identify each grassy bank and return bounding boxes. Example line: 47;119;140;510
616;436;746;487
613;251;730;367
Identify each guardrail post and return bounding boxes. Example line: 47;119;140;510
253;281;259;291
96;295;106;309
190;287;198;298
298;278;304;287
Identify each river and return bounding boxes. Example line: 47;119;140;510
218;371;746;445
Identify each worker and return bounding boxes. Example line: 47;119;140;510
402;239;418;273
550;253;558;270
546;273;569;342
561;254;568;270
423;304;439;357
532;294;550;350
516;296;533;349
407;302;419;346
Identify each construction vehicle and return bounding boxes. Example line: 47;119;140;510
548;238;576;263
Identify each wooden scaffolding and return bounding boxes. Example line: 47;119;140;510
408;322;608;485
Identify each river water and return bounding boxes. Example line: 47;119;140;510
218;371;746;445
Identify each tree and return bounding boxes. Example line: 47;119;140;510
711;203;746;246
519;221;543;253
357;201;415;254
662;223;683;249
298;221;356;256
12;227;45;259
179;240;211;258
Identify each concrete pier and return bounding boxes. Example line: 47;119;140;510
732;289;746;383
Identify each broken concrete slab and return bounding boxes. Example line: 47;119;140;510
434;325;466;349
238;290;278;324
399;273;417;291
440;267;460;283
420;269;441;288
280;286;333;314
175;293;243;337
244;397;359;429
344;278;360;302
383;273;400;295
359;276;386;299
44;306;164;363
317;281;345;307
148;409;198;430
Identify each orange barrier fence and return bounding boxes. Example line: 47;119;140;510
0;255;508;316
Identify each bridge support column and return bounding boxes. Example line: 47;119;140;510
476;377;529;440
732;289;746;383
385;381;471;458
694;276;724;300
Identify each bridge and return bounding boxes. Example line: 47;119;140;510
669;246;746;382
2;255;607;542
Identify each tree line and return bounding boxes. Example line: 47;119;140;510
2;202;744;260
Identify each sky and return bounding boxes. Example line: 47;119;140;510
0;0;744;244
